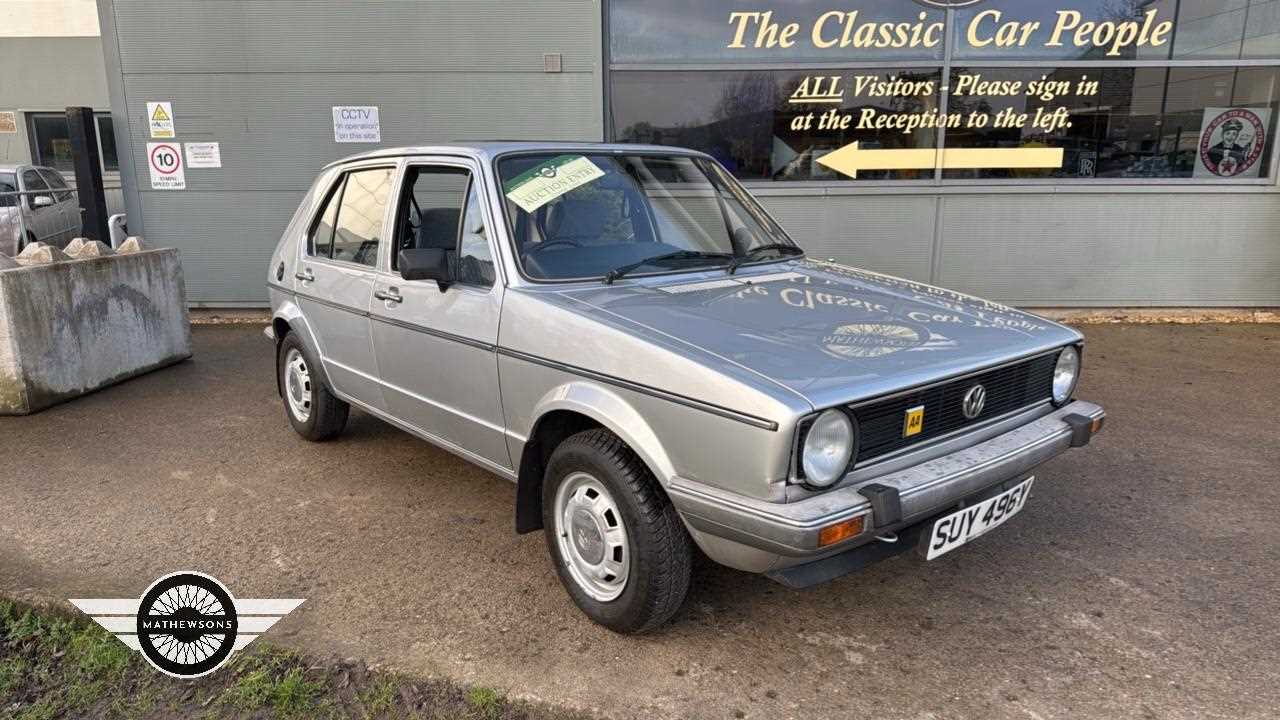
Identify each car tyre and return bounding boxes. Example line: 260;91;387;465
278;332;348;441
543;428;692;633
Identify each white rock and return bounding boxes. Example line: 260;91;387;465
73;240;115;259
64;237;87;255
117;236;147;254
16;243;70;265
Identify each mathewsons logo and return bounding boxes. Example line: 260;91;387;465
71;572;303;678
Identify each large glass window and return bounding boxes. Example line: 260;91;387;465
607;0;1280;185
26;113;120;173
610;0;946;63
613;68;943;181
943;66;1280;179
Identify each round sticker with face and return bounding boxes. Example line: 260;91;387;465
1199;109;1266;177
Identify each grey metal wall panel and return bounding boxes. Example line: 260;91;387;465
113;0;598;74
106;0;603;303
119;72;602;192
938;193;1280;306
139;190;305;303
0;37;110;165
759;194;936;284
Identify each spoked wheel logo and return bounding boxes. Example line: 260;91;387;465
71;572;303;679
136;573;238;678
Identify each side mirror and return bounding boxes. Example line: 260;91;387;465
398;248;453;290
31;195;54;208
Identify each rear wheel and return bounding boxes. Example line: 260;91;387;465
278;333;348;441
543;429;692;633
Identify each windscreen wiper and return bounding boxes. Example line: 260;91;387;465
603;250;733;285
727;244;804;274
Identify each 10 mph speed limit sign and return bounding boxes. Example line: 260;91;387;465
147;142;186;190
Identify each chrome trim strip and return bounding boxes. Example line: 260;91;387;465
497;347;780;432
369;312;496;352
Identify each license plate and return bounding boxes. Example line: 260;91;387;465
925;477;1034;560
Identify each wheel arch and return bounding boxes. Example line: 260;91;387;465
270;303;334;398
514;383;677;534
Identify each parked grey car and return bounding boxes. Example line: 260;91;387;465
0;164;80;256
266;143;1106;632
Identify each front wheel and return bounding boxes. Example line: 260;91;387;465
543;429;692;633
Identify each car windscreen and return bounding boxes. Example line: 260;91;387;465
497;153;799;282
0;173;16;208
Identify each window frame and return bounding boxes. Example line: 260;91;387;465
602;0;1280;190
388;158;504;290
24;111;119;174
303;163;398;270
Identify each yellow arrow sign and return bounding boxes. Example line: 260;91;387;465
816;142;1064;178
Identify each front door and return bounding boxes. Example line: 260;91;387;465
294;164;397;411
19;169;58;245
369;160;509;469
37;169;78;243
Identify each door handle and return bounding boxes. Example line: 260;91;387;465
295;269;315;282
374;288;403;304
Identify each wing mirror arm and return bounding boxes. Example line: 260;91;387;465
398;248;453;292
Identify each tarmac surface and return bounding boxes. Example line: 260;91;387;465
2;323;1277;719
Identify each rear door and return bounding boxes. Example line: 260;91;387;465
293;163;397;411
37;169;78;243
18;169;57;244
369;158;509;469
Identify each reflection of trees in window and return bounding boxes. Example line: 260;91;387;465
616;70;941;181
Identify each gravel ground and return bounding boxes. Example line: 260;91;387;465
1;323;1277;719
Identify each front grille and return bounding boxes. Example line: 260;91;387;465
849;352;1060;465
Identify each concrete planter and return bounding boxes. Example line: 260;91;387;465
0;248;192;415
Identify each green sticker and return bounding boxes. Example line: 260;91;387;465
503;155;606;213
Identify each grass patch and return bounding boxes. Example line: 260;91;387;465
0;596;589;720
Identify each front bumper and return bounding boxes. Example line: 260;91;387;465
668;400;1104;562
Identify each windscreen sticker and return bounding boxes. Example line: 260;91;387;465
503;155;605;213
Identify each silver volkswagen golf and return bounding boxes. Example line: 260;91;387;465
267;143;1105;632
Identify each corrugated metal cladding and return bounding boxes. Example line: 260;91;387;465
99;1;1280;306
101;0;603;304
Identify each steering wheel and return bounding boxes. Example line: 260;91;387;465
528;239;583;253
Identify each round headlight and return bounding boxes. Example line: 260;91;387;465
801;409;855;487
1053;346;1080;405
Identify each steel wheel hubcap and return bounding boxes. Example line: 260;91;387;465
284;348;312;422
554;472;629;602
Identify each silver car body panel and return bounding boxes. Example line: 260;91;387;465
267;142;1104;576
1;164;80;256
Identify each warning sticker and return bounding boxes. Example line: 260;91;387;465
147;102;175;139
503;155;606;213
147;142;185;190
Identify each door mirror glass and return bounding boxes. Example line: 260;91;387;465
31;195;54;208
398;247;453;290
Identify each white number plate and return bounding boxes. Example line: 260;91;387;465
925;477;1034;560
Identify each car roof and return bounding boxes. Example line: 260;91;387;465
323;141;710;170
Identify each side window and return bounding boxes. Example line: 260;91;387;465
38;169;72;202
21;169;49;194
308;177;343;258
457;180;495;287
331;168;394;267
392;166;468;269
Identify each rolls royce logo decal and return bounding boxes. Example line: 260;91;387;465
962;384;987;420
70;572;303;678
